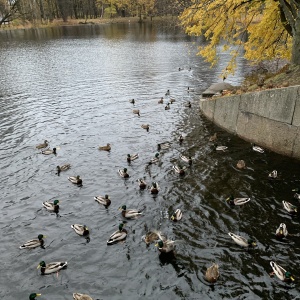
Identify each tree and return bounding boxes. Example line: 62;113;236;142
180;0;300;73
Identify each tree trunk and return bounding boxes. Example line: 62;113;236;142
291;14;300;65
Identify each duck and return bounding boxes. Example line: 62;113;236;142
68;175;82;185
107;223;127;245
119;205;143;219
29;293;42;300
41;147;56;155
127;153;139;162
226;195;251;206
141;124;149;132
165;89;170;96
94;194;111;207
228;232;256;248
158;97;164;104
157;142;171;151
252;143;264;153
98;143;111;151
149;153;160;164
155;239;176;254
56;164;71;175
165;103;170;110
209;133;217;142
36;140;48;149
179;135;184;144
187;87;195;92
170;209;182;221
71;224;89;237
269;261;294;282
37;260;67;275
118;168;129;178
173;165;186;175
214;144;228;151
282;200;297;214
268;170;278;179
170;98;175;104
42;199;60;213
204;263;220;284
133;109;140;116
185;101;192;108
73;293;93;300
180;155;192;165
143;230;167;245
150;182;160;194
138;178;147;189
292;188;300;200
236;160;246;169
20;234;46;249
129;99;135;104
275;223;288;239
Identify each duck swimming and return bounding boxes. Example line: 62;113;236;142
68;175;82;185
268;170;278;179
29;293;42;300
36;140;48;149
37;260;67;275
141;124;149;132
71;224;89;237
209;133;217;142
143;230;167;245
158;97;163;104
282;200;297;214
214;144;228;151
270;261;295;282
42;199;60;213
119;205;143;219
157;142;171;151
138;178;147;189
165;89;170;96
170;209;182;221
20;234;46;249
56;164;71;175
133;109;140;116
204;263;220;284
252;144;264;153
226;195;251;206
228;232;256;248
107;223;127;245
236;160;246;169
129;99;135;104
180;155;192;165
73;293;93;300
165;103;170;110
98;143;111;151
150;182;159;194
94;194;111;207
275;223;288;239
41;147;56;155
173;165;186;175
127;153;139;162
118;168;129;178
155;238;176;254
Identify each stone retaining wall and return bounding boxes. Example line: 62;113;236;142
199;85;300;159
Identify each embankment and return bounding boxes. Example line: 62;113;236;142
199;85;300;159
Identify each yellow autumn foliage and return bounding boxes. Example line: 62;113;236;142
180;0;291;73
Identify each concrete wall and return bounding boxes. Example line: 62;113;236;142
199;85;300;159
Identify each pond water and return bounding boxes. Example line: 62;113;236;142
0;22;299;300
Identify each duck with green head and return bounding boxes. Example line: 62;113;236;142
56;164;71;175
180;155;192;166
107;223;127;245
68;175;82;185
226;195;251;206
71;224;89;237
94;194;111;207
127;153;139;162
20;234;46;249
173;165;186;175
42;199;60;213
119;205;143;219
228;232;256;248
118;168;129;178
170;209;182;222
275;223;288;239
41;147;56;155
150;182;159;194
270;261;295;282
29;293;41;300
37;260;67;275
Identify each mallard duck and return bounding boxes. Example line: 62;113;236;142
141;124;149;132
29;293;42;300
179;135;184;144
185;101;192;108
119;205;143;219
165;89;170;96
41;147;56;155
56;164;71;174
118;168;129;178
170;98;175;104
209;133;217;142
282;200;297;214
236;160;246;169
149;153;160;164
42;199;60;213
98;143;111;151
187;87;195;92
71;224;89;236
133;109;140;116
226;195;251;206
180;155;192;165
214;144;228;151
143;230;167;245
165;103;170;110
155;239;176;253
228;232;256;248
204;263;220;284
94;195;111;207
275;223;288;239
157;142;171;151
36;140;48;149
268;170;278;179
107;223;127;245
173;165;186;175
170;209;182;221
252;144;264;153
68;175;82;185
292;188;300;200
127;153;139;162
138;178;147;189
270;261;295;282
158;97;163;104
37;260;67;275
129;99;135;104
150;182;159;194
73;293;93;300
20;234;46;249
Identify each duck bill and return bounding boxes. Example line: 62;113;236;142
36;294;42;297
252;242;257;247
37;265;41;269
290;276;295;281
